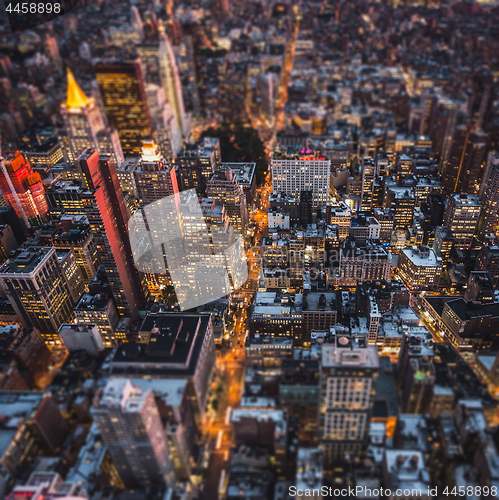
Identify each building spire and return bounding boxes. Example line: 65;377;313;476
66;67;89;108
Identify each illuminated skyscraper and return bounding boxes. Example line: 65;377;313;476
60;69;124;167
477;152;499;241
95;60;153;156
0;246;77;346
159;25;190;140
319;332;379;466
441;122;486;194
92;378;176;488
78;149;147;318
271;149;331;207
207;166;249;232
0;151;48;229
134;140;179;206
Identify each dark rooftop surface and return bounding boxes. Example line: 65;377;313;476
111;313;211;377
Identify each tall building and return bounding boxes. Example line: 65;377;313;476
60;68;124;167
0;151;48;229
271;149;331;208
0;324;52;390
0;393;68;477
433;226;455;266
475;243;499;287
110;313;216;425
441;122;486;194
92;378;176;488
361;157;376;209
159;25;189;140
397;245;443;292
134;140;179;206
206;166;248;232
443;193;482;248
78;149;147;318
477;152;499;241
95;60;153;156
319;333;379;466
0;247;77;345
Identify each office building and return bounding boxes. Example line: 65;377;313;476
95;60;153;156
441;122;486;194
280;359;319;442
60;69;124;167
0;392;68;477
221;162;256;206
361;157;376;209
336;237;391;287
433;226;455;266
23;137;63;169
397;245;442;292
443;193;482;248
0;151;48;229
207;166;249;232
159;26;189;140
477;152;499;241
50;215;99;284
92;378;176;488
58;323;105;356
385;187;415;229
0;247;78;344
271;149;331;207
133;140;179;206
78;149;147;318
110;313;216;424
475;244;499;287
249;292;303;344
176;143;217;195
0;324;52;390
73;290;120;347
319;333;379;466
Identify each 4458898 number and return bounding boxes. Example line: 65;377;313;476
6;2;61;13
443;486;497;496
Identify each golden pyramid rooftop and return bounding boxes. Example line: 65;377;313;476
66;67;89;108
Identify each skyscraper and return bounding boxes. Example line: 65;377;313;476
0;151;48;229
0;247;76;345
441;122;486;194
78;149;147;318
319;332;379;467
361;156;376;209
206;166;249;232
159;25;189;140
443;193;482;248
476;152;499;241
134;140;179;206
60;69;124;167
95;60;153;156
271;149;331;208
92;378;176;488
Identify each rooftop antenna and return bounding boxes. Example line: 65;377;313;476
0;134;30;229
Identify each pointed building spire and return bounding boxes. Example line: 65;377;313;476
66;67;89;108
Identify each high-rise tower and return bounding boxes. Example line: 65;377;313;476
95;60;153;156
92;378;176;488
159;25;189;141
441;122;486;194
0;151;48;229
477;152;499;241
78;149;147;318
60;68;124;167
